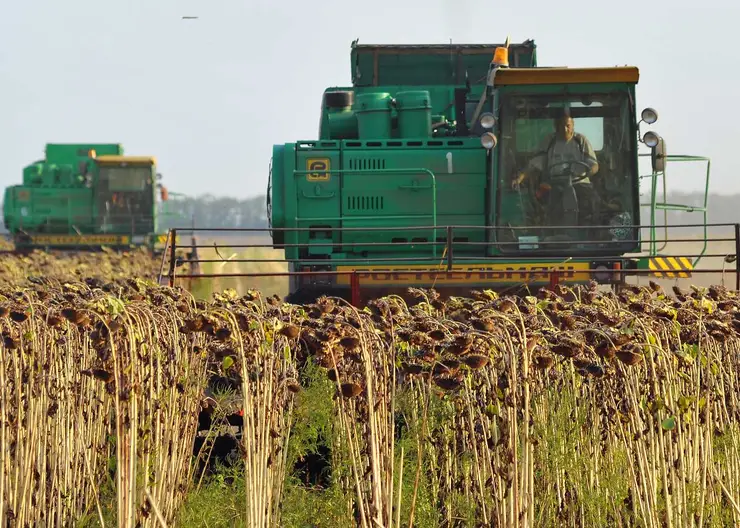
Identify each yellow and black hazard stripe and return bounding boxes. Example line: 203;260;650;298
648;256;693;278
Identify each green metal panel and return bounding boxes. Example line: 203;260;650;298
319;85;483;141
350;41;537;86
395;90;432;138
354;92;393;139
325;109;357;139
270;145;286;245
22;164;43;186
339;139;486;254
21;143;121;188
4;186;93;233
281;144;299;260
45;143;123;165
293;144;342;256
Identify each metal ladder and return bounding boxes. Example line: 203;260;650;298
640;153;710;267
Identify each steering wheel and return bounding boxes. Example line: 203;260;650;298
547;160;592;184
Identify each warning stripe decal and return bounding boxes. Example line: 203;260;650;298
648;256;693;278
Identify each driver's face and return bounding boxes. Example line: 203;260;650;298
555;117;574;141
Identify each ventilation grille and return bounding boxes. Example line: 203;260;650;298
347;158;387;170
347;195;385;211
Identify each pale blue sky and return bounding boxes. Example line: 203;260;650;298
1;0;737;200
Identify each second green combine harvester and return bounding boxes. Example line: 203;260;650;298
268;38;710;302
3;143;176;253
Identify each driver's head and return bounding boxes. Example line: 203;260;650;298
554;115;575;141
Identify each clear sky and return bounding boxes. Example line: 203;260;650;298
1;0;737;200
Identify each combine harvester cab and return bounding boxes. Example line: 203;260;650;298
3;143;176;255
162;39;736;303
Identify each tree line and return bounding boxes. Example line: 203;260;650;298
158;194;268;231
160;191;739;234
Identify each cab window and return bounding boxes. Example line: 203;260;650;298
496;91;636;253
100;166;152;192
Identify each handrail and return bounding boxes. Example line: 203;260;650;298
170;222;737;232
638;153;711;267
156;231;172;284
162;222;740;293
166;222;734;266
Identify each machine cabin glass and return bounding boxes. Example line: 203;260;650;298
96;163;155;234
497;90;637;254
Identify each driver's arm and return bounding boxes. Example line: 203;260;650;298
512;136;550;188
582;137;599;176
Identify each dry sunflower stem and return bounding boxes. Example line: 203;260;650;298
3;256;740;528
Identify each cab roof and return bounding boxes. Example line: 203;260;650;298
94;155;157;165
494;66;639;86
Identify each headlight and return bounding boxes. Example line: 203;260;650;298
479;112;495;129
641;107;658;124
480;132;497;150
642;131;660;148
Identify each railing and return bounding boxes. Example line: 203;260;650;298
158;222;740;304
12;212;156;238
639;153;711;265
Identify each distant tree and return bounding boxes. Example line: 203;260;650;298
157;194;268;231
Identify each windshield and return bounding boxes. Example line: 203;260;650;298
96;165;154;233
496;91;637;254
99;165;152;191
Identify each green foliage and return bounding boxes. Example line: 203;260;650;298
284;361;335;469
279;361;354;527
280;481;354;528
530;385;632;526
176;463;248;527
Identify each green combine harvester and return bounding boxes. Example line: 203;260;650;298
3;143;179;254
267;38;711;302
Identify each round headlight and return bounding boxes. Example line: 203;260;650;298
641;107;658;124
643;131;660;148
480;132;497;150
479;112;495;129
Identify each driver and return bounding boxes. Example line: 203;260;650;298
511;114;599;227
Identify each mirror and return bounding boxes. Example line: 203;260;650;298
651;137;666;173
160;185;169;201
